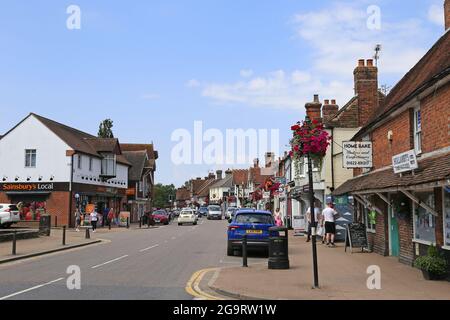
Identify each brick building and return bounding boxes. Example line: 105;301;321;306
334;7;450;274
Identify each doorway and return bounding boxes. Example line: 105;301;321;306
389;204;400;257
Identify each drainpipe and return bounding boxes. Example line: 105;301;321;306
68;154;74;228
331;127;335;192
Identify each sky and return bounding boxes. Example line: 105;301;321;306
0;0;447;187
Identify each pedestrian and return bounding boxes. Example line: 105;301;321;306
90;207;99;233
107;208;115;228
74;208;81;232
322;202;340;247
274;208;283;227
306;201;321;242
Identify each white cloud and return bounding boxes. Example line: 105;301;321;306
428;4;444;26
188;1;435;110
240;69;254;78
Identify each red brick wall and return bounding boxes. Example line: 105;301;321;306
421;83;450;153
0;192;8;203
398;214;414;265
371;111;413;170
46;191;72;227
373;197;389;256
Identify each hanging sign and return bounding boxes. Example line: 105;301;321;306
343;142;373;168
392;150;418;174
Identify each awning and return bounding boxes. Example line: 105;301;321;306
333;152;450;196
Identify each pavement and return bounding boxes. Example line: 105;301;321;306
201;231;450;300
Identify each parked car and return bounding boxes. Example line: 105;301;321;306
198;206;208;217
152;210;170;225
0;204;20;228
227;209;276;256
225;207;237;219
178;209;198;226
207;205;223;220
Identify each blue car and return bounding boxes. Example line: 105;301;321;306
227;209;276;256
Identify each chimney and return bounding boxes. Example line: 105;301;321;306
208;172;215;179
265;152;275;168
322;99;339;122
305;94;322;123
354;59;379;127
445;0;450;31
225;169;233;179
216;170;223;180
253;158;260;168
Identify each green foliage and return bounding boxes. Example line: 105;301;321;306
153;184;176;209
414;245;448;275
98;119;114;138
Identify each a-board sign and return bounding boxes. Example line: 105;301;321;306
345;223;368;253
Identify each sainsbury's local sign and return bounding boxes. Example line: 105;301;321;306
392;150;418;174
343;142;373;168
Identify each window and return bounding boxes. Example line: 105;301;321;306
25;149;37;168
101;153;117;177
414;107;422;154
298;158;305;176
89;157;93;171
413;192;436;243
444;186;450;248
363;206;376;232
77;155;82;169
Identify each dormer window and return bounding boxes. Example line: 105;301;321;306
100;153;117;178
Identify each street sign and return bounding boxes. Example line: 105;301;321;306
342;141;373;168
392;150;418;174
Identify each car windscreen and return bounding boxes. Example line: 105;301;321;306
209;206;220;211
236;214;274;224
181;211;193;215
154;210;166;215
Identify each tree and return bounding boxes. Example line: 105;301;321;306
153;184;177;209
98;119;114;138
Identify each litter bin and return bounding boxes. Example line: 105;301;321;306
268;226;290;269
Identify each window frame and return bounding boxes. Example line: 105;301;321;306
413;106;422;155
412;191;436;245
25;149;37;168
77;154;82;170
443;186;450;250
89;157;93;172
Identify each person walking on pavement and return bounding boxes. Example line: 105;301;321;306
107;207;115;228
90;207;99;233
322;202;340;247
274;208;283;227
306;201;321;242
74;208;81;232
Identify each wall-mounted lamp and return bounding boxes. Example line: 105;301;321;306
15;176;19;181
50;175;54;181
38;176;43;181
27;176;31;181
387;130;393;142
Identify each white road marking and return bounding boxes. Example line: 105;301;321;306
0;278;64;300
91;255;129;269
139;244;160;252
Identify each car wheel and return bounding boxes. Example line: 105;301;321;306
178;223;182;226
164;221;169;225
193;222;197;225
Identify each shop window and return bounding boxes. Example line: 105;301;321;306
413;192;436;243
444;186;450;248
25;149;36;168
362;206;376;232
413;106;422;154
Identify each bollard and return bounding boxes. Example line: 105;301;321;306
242;235;248;267
127;217;130;229
139;218;142;229
12;230;17;255
85;227;90;239
62;226;66;246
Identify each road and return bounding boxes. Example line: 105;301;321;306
0;218;264;300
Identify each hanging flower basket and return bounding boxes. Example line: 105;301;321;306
290;120;331;176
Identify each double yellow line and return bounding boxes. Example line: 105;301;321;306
186;268;224;300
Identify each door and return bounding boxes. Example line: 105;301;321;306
389;206;400;257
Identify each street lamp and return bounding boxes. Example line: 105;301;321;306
305;116;320;289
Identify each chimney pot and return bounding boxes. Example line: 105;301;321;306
367;59;374;67
358;59;365;67
313;94;320;102
331;99;336;105
324;99;330;105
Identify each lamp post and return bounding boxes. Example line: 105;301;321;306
305;116;320;288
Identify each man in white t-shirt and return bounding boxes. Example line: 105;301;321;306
306;201;321;242
322;202;339;247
